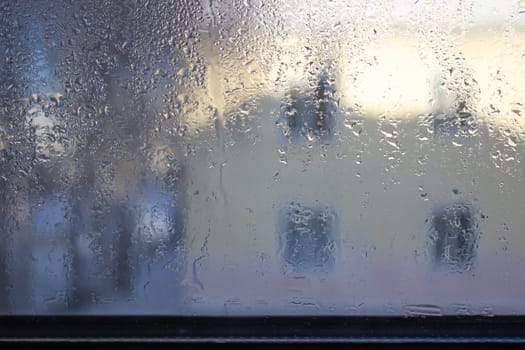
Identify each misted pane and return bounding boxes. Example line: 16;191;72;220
1;0;525;315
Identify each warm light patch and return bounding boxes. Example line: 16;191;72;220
339;36;435;119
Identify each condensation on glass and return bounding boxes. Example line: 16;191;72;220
1;0;525;315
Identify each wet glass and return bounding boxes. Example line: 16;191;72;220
1;0;525;316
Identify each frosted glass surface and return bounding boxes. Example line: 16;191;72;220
1;0;525;315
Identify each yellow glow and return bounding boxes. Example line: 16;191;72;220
338;35;435;118
460;30;525;135
188;8;525;137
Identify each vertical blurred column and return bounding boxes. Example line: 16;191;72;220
0;1;53;312
0;1;16;312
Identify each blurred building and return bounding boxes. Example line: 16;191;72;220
1;0;525;316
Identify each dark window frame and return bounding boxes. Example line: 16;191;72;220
1;315;525;344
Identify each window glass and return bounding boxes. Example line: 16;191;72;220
1;0;525;316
